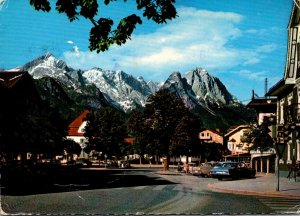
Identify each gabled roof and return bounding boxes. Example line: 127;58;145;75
68;110;90;136
124;138;136;144
288;3;299;29
225;125;250;138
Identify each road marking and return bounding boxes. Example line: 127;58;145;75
153;185;168;191
258;197;300;214
172;185;193;192
133;186;148;190
172;185;183;191
76;192;85;201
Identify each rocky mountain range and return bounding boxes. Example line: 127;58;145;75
14;53;254;130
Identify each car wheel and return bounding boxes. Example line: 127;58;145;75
218;177;222;180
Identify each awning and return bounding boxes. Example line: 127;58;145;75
224;153;250;158
266;79;294;97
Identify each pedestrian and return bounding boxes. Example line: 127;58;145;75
185;163;190;174
177;162;182;172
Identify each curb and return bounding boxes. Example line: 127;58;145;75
207;183;300;198
155;171;183;176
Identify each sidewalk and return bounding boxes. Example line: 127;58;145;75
208;173;300;198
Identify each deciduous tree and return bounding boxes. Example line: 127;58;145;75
62;139;82;159
171;112;202;162
127;110;148;161
242;120;274;153
84;106;126;158
142;89;201;170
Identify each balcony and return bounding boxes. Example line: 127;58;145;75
284;103;300;124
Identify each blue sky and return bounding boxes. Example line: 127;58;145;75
0;0;293;103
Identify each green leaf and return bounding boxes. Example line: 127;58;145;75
56;0;79;22
79;0;98;19
30;0;51;12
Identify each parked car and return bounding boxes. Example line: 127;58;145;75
75;159;92;167
191;162;218;177
210;161;256;180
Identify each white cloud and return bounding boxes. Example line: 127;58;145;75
256;44;277;53
245;27;282;36
240;44;277;66
237;70;267;81
62;7;277;81
136;47;184;65
67;40;74;44
73;46;80;55
233;69;281;86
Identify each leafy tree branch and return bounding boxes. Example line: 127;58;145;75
30;0;177;52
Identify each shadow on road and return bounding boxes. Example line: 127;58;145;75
1;165;176;196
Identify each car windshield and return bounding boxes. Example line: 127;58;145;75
222;163;237;168
214;162;237;168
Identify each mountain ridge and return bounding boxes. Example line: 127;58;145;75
13;53;254;130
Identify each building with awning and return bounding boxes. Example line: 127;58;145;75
246;92;277;174
265;2;300;177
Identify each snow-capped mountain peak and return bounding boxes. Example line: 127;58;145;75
14;54;254;130
184;68;235;106
18;53;240;113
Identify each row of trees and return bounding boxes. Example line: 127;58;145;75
84;89;203;168
84;89;276;167
0;78;226;166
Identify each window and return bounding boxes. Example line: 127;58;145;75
288;27;298;78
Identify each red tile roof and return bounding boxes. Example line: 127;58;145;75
68;110;89;136
124;138;136;144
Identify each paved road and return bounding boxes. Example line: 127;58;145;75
1;169;299;214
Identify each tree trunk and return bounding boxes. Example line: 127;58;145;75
139;155;142;165
163;155;170;171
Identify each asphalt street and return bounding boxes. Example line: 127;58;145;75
1;168;299;214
